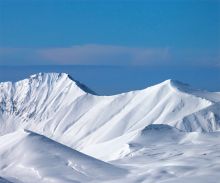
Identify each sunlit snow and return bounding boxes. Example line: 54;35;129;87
0;73;220;183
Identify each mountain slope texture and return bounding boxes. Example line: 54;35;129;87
0;73;220;183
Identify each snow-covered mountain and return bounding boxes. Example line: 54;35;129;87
0;73;219;137
1;72;220;183
0;129;126;183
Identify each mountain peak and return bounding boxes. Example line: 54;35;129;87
160;79;194;93
162;79;188;87
28;72;96;95
29;72;69;81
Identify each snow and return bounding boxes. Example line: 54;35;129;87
0;130;127;183
107;125;220;183
0;72;220;183
1;126;220;183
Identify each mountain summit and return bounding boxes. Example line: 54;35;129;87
0;72;220;150
0;73;220;183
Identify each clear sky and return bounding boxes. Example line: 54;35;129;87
0;0;219;93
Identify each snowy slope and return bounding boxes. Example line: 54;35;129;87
0;73;219;156
1;126;220;183
1;73;220;183
108;125;220;183
0;130;127;183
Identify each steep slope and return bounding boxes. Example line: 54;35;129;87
0;73;219;157
0;73;92;135
0;130;127;183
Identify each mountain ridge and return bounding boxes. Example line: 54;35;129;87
0;72;210;96
0;72;220;158
1;72;220;183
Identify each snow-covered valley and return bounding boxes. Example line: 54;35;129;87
0;73;220;183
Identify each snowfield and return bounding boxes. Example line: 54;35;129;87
0;73;220;183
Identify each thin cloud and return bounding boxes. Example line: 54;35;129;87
0;45;171;65
0;47;50;65
0;45;219;66
38;44;171;65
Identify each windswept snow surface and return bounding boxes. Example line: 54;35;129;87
107;125;220;183
0;130;126;183
0;73;220;183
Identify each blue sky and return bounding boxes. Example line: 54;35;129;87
0;0;219;66
0;0;219;93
